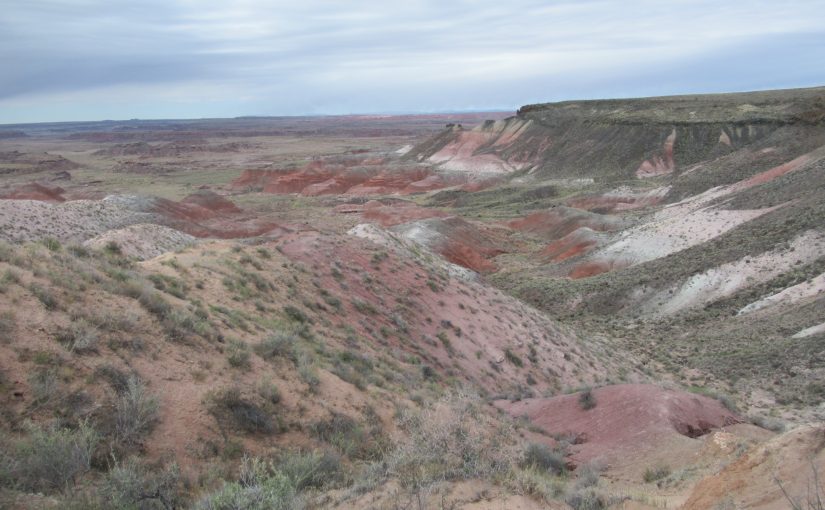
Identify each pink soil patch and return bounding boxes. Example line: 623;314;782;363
0;182;66;202
274;231;607;394
360;201;449;227
496;384;741;465
540;228;600;262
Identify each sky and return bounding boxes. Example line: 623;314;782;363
1;0;824;123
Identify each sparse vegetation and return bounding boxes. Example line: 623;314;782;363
578;389;597;410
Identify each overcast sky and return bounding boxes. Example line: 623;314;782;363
1;0;824;123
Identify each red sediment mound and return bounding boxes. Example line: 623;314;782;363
540;228;600;262
180;191;242;214
496;384;741;465
441;242;499;272
508;207;622;240
392;216;508;272
567;258;629;279
150;193;286;239
0;182;66;202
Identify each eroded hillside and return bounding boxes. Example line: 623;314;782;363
0;97;823;509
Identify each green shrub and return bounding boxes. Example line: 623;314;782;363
100;457;183;510
643;464;671;483
0;311;17;343
29;368;59;405
57;319;99;354
578;389;597;410
2;420;99;493
209;388;274;434
255;331;297;360
227;339;251;369
521;442;566;475
30;283;59;310
193;457;299;510
505;348;523;367
283;305;309;323
310;413;383;461
277;450;343;490
566;487;609;510
115;376;160;446
42;237;61;252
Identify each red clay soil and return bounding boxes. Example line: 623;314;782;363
737;152;812;189
151;192;287;239
683;424;825;510
231;157;472;196
540;228;601;262
496;384;742;465
567;258;630;279
508;207;622;241
0;182;66;202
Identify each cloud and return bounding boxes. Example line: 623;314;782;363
1;0;824;122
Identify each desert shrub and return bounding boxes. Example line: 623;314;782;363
566;487;609;510
351;298;377;315
227;339;251;369
42;237;62;252
277;450;343;490
283;305;309;323
310;413;384;461
574;463;602;490
255;331;297;360
296;351;320;393
30;283;59;310
258;380;282;405
100;457;183;510
95;364;131;394
29;368;60;405
643;464;671;483
57;319;100;354
193;457;300;510
505;348;523;367
209;388;274;434
115;376;160;446
578;389;597;410
508;466;566;502
521;442;566;475
2;420;99;493
360;391;516;492
0;310;17;342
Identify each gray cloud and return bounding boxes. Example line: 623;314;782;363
1;0;824;122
